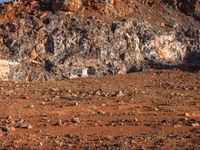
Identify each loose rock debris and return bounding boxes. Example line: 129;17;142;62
0;0;200;149
0;70;199;149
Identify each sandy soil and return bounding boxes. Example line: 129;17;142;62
0;70;200;149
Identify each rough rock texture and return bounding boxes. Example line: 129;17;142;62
0;0;200;81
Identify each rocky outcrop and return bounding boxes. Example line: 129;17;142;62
0;0;200;81
162;0;200;20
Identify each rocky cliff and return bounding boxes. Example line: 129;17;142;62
0;0;200;81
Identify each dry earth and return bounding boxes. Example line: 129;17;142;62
0;70;200;149
0;1;200;149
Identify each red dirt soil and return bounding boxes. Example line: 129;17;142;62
0;0;198;27
0;70;200;149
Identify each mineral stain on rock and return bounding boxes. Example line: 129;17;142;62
0;59;18;81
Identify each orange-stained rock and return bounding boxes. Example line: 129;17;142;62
66;0;82;12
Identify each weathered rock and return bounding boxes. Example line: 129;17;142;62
0;0;200;81
191;123;200;127
70;117;80;124
66;0;82;12
20;124;33;129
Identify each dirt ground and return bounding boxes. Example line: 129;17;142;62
0;69;199;149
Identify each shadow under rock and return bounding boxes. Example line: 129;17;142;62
149;51;200;73
38;0;64;12
180;51;200;72
127;51;200;74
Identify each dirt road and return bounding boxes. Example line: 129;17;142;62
0;70;200;149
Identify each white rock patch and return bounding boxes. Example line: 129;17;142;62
0;60;19;81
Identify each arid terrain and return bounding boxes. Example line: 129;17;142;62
0;70;200;149
0;0;200;149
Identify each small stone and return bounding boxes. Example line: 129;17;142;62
133;89;139;94
30;105;34;108
82;68;88;77
134;118;138;122
160;22;165;27
116;91;124;97
51;88;58;92
68;144;73;147
1;126;15;133
1;126;8;132
184;87;189;91
53;119;63;126
154;108;159;111
105;135;112;140
41;102;46;105
184;113;190;117
95;90;101;96
27;124;33;129
20;124;33;129
97;111;106;115
124;141;128;146
191;123;200;127
74;102;78;106
66;0;82;12
70;117;80;124
101;103;106;107
41;114;48;117
22;95;28;99
174;124;182;128
5;115;12;120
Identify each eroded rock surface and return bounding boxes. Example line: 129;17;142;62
0;0;200;81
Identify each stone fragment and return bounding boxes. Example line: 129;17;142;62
70;117;80;124
184;113;190;117
191;123;200;127
116;91;124;97
65;0;82;12
20;124;33;129
174;124;182;128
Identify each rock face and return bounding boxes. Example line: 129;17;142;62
0;0;200;81
161;0;200;21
